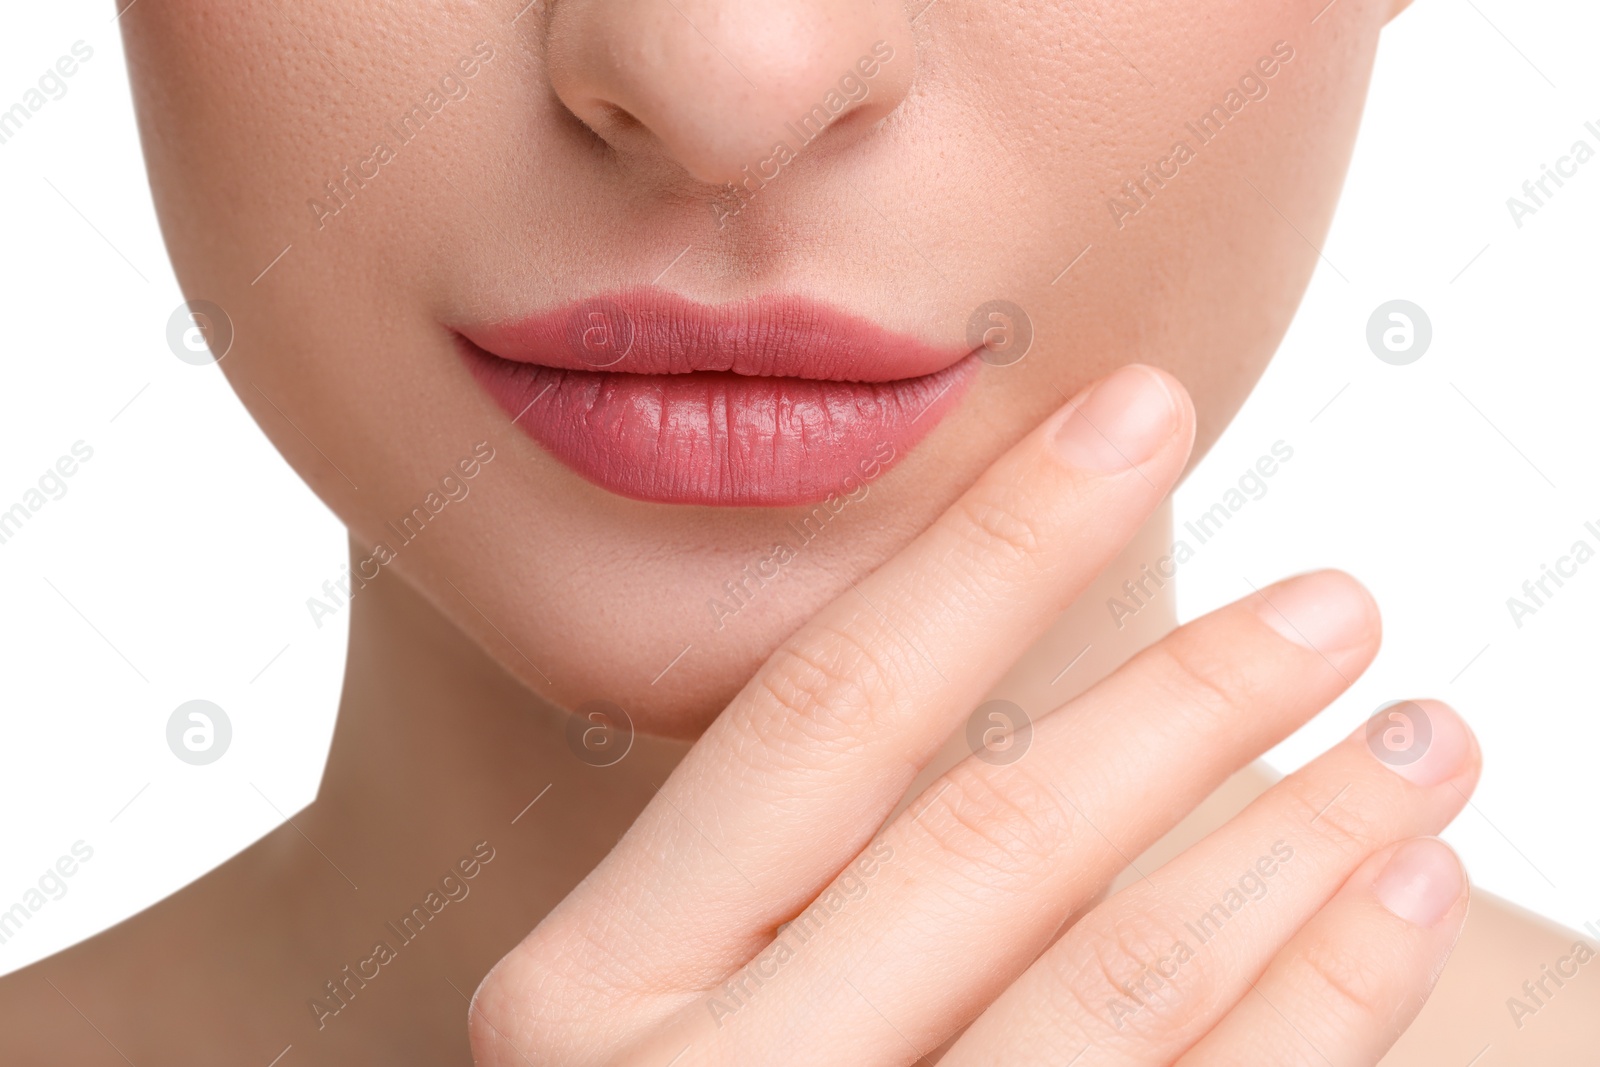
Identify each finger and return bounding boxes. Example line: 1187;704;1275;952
487;366;1194;1020
1176;838;1469;1067
704;570;1381;1065
941;700;1479;1067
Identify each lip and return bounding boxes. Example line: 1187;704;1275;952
456;288;979;507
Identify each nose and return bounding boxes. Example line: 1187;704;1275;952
544;0;915;186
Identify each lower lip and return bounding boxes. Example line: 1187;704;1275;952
461;342;980;507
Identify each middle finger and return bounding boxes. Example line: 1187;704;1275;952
707;570;1385;1064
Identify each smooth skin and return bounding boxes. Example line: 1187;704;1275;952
470;366;1474;1065
2;0;1597;1062
112;0;1407;731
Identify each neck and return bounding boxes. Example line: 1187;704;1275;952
312;500;1177;868
307;541;687;918
88;502;1177;1060
237;550;688;1056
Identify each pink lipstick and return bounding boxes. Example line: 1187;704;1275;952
456;289;978;506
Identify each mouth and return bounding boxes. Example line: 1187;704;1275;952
455;287;980;506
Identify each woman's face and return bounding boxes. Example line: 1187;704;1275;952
123;0;1400;736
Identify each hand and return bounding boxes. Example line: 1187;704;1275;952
468;365;1478;1066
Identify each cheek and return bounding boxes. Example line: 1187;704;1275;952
955;0;1389;457
120;0;1392;734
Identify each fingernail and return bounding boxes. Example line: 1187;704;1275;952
1372;839;1463;927
1251;570;1375;656
1363;699;1472;787
1051;365;1179;472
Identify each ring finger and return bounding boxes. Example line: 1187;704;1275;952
1176;837;1470;1066
941;700;1479;1066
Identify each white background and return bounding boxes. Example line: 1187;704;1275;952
0;1;1596;976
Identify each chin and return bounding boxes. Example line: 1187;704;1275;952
463;445;973;740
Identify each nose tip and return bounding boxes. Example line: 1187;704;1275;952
545;0;915;186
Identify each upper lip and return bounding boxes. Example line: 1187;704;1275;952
454;287;969;382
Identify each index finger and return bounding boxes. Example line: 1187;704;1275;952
494;364;1194;1016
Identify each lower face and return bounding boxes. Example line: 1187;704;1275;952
122;0;1392;736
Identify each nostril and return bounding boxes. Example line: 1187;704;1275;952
594;102;643;133
567;99;647;158
545;0;917;187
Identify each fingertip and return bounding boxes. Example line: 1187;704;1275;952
1048;364;1190;474
1362;699;1479;790
1137;364;1198;455
1250;569;1381;659
1370;837;1468;929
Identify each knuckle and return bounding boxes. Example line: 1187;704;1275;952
1285;776;1390;860
910;762;1078;889
467;929;632;1065
1286;933;1399;1031
466;960;539;1066
739;620;910;761
465;976;497;1059
1055;905;1223;1041
1146;637;1258;731
948;486;1049;569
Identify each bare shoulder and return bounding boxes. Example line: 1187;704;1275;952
0;828;297;1065
0;940;134;1064
1382;894;1600;1066
1131;763;1600;1064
